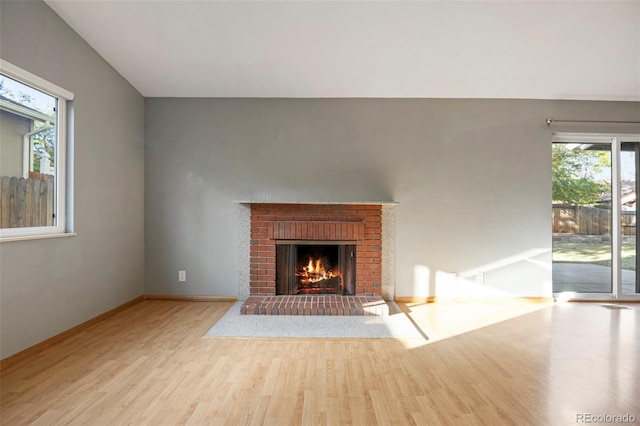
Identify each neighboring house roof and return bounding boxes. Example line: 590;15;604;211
0;94;53;124
598;181;636;210
620;190;636;211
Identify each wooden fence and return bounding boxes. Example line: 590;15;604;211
0;175;54;228
552;205;636;235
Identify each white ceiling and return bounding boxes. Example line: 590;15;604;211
45;1;640;100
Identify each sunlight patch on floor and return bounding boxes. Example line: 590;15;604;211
398;298;554;345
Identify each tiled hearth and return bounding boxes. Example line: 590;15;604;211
240;295;389;316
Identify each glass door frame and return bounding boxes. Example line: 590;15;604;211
553;132;640;301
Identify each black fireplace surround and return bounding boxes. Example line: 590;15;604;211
276;241;356;295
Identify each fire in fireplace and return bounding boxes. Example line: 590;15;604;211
276;242;355;295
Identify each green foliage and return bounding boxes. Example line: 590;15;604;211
552;145;611;205
31;126;55;173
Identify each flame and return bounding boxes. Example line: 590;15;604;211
296;256;340;284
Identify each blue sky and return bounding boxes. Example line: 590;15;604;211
0;74;55;115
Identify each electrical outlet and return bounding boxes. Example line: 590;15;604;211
178;270;186;282
476;272;484;283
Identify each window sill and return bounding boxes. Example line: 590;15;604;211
0;232;77;243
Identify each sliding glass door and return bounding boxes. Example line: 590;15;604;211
552;133;640;300
620;142;640;296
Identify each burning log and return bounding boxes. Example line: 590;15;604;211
296;256;340;283
297;276;342;294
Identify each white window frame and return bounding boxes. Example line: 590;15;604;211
0;59;74;240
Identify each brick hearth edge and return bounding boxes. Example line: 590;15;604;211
240;295;389;316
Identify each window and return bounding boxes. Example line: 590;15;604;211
552;133;640;300
0;60;73;240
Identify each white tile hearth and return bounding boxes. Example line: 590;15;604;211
204;301;426;339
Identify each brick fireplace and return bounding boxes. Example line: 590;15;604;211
240;203;389;315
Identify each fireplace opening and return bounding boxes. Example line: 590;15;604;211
276;242;356;295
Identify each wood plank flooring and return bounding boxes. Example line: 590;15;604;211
1;300;639;425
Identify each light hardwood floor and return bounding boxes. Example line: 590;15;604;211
1;300;638;425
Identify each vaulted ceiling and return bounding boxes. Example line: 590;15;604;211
45;1;640;100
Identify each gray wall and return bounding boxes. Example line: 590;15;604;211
145;98;640;299
0;1;145;359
